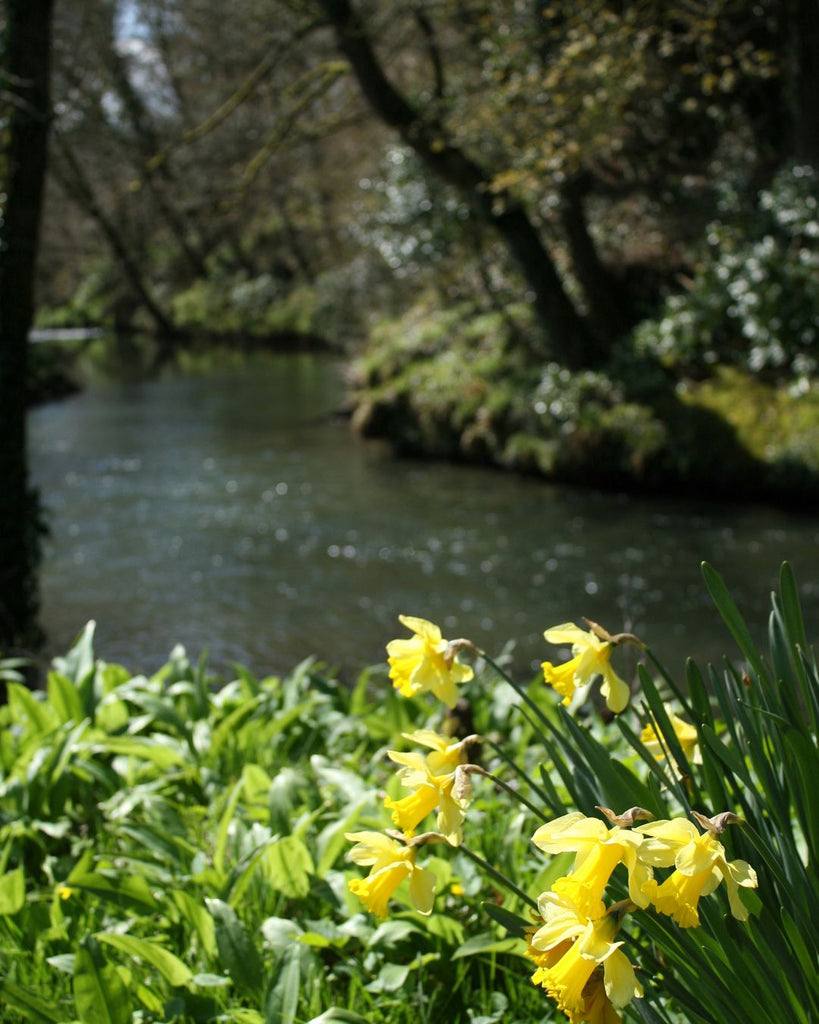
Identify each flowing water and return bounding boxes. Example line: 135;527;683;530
28;352;819;682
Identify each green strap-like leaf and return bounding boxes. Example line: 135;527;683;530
263;946;300;1024
207;898;263;997
95;932;193;986
702;562;765;679
0;979;64;1023
73;945;131;1024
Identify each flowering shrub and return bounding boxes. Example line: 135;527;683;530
635;164;819;386
345;565;818;1023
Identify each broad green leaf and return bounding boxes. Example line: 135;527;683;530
96;932;193;986
242;762;273;806
170;890;218;959
46;954;76;974
47;671;85;725
417;911;464;945
66;867;157;913
0;866;25;914
364;961;410;993
263;946;300;1024
213;777;244;876
90;735;186;770
190;973;232;987
73;945;131;1024
451;931;527;959
6;682;54;735
52;620;97;688
207;898;263;997
315;795;371;877
260;916;304;951
0;980;63;1024
263;835;313;899
227;1012;265;1024
367;919;422;948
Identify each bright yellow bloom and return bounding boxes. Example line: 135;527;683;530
387;616;474;708
640;704;701;778
529;894;643;1022
345;830;436;919
56;884;74;900
541;623;630;713
385;729;473;844
531;811;651;919
636;818;757;927
582;973;626;1024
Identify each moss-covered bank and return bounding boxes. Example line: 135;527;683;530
350;301;819;505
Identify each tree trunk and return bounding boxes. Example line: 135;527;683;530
791;0;819;166
560;175;639;343
0;0;54;650
316;0;606;369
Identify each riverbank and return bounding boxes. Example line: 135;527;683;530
349;301;819;507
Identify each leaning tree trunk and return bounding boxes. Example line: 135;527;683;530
0;0;54;651
316;0;609;369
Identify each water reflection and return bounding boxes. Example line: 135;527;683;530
29;353;819;681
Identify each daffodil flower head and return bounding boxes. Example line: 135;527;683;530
345;830;436;919
387;616;474;708
636;817;758;928
531;811;651;918
541;623;630;713
640;704;701;778
384;729;475;844
529;893;643;1021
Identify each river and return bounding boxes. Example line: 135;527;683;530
28;352;819;683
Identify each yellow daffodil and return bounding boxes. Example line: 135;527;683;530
385;729;475;844
636;817;757;928
345;830;436;919
541;623;630;713
529;893;643;1022
640;704;701;778
531;811;651;919
387;615;474;708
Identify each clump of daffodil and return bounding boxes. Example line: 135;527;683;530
541;621;634;713
528;892;643;1023
345;830;437;919
387;615;475;708
531;809;653;920
640;704;702;779
384;729;479;845
636;812;757;928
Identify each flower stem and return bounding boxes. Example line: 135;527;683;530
458;843;539;911
481;652;553;731
469;761;548;820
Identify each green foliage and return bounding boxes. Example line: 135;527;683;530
338;565;818;1024
635;165;819;383
2;566;816;1022
0;625;545;1022
170;273;321;338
